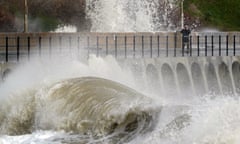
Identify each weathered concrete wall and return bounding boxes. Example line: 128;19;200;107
121;56;240;97
1;56;240;97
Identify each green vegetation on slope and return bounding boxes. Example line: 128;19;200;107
184;0;240;31
0;0;240;32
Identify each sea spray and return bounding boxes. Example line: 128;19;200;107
86;0;178;32
0;56;161;143
0;76;160;143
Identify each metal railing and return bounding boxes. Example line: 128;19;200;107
0;32;239;62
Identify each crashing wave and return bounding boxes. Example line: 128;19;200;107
0;77;160;143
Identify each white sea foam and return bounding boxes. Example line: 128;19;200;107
0;55;240;144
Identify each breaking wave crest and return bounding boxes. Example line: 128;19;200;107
0;77;160;143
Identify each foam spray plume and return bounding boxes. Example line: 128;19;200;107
0;56;162;143
1;0;240;143
1;53;240;144
86;0;179;32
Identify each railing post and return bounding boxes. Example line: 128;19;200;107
157;35;160;57
142;35;144;58
219;35;221;56
226;35;229;56
5;37;8;62
39;37;41;57
124;35;127;58
190;35;192;56
115;35;117;58
133;35;135;58
182;36;184;57
17;37;20;62
166;35;169;57
96;36;99;57
106;36;108;56
205;35;208;56
150;35;152;58
27;36;30;61
197;35;200;56
174;33;177;57
211;35;214;56
233;35;236;56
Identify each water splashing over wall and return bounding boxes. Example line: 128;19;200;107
86;0;180;32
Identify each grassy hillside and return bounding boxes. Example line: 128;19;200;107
184;0;240;31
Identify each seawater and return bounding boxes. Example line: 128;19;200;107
0;56;240;144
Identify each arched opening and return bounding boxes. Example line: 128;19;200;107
131;63;144;88
219;62;233;95
232;61;240;94
206;63;220;95
176;63;193;97
161;63;178;98
191;63;206;96
146;64;160;93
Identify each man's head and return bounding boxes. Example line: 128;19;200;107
184;24;188;29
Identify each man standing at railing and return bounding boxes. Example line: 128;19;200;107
181;24;191;53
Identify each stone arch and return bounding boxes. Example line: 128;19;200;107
131;63;144;88
161;63;178;98
191;62;206;96
232;61;240;94
206;63;220;95
146;64;160;92
176;63;192;97
218;62;233;95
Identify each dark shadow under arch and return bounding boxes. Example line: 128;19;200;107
131;63;144;88
146;64;161;92
191;63;206;96
219;62;233;95
232;61;240;94
161;63;178;97
176;63;193;97
206;63;220;95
